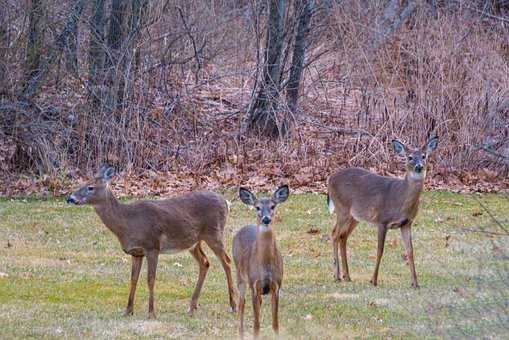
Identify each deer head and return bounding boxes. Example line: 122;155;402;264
392;136;439;180
239;185;290;226
67;166;116;205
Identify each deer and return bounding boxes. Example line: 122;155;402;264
232;185;289;338
327;136;438;288
66;166;237;319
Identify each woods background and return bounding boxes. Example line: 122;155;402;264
0;0;508;196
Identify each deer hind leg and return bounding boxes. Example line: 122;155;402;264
146;250;159;319
339;219;358;281
124;255;143;317
188;241;210;315
371;224;388;286
206;239;237;312
331;211;352;281
401;223;419;288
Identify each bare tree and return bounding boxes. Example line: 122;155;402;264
371;0;419;53
246;0;287;138
286;0;314;114
88;0;106;111
24;0;45;91
21;0;86;99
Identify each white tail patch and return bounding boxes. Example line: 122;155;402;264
328;197;335;214
226;200;232;213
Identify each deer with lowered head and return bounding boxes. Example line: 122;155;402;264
66;166;236;319
232;185;289;338
327;136;438;288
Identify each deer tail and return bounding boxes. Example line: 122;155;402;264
327;193;335;214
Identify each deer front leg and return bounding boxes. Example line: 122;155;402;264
238;282;246;338
271;283;280;334
124;256;143;317
252;282;262;338
371;225;388;286
146;250;159;319
401;224;419;288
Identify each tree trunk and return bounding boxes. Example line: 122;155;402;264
122;0;148;108
88;0;106;111
105;0;126;112
246;0;287;138
24;0;44;92
0;6;9;97
371;0;418;53
286;0;314;114
21;0;86;99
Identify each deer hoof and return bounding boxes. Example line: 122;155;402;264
148;312;156;320
370;279;378;286
188;305;198;316
343;276;352;282
411;282;420;289
123;309;133;317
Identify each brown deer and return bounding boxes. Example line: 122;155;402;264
327;136;438;288
66;166;236;319
232;185;289;338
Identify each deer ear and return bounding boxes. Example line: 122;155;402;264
101;166;116;182
392;140;406;156
239;187;256;206
425;136;438;154
273;185;289;204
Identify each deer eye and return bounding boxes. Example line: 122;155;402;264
422;154;426;159
255;206;261;211
270;205;276;210
408;156;413;161
87;186;94;192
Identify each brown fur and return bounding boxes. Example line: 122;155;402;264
67;167;236;319
232;186;288;338
327;137;438;288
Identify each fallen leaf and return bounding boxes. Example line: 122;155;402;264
307;227;320;235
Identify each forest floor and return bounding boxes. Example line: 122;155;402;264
0;191;508;339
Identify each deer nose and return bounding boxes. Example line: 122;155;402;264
261;216;271;225
66;196;77;204
415;164;423;173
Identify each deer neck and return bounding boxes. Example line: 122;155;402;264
94;190;125;238
255;225;277;266
402;172;425;215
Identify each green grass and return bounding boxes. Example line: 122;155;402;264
0;192;508;339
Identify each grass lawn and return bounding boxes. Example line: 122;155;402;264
0;191;508;339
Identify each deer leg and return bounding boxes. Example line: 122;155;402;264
188;242;210;315
252;283;262;338
331;221;341;281
238;281;246;338
146;250;159;319
401;224;419;288
371;225;387;286
207;241;237;312
124;255;143;317
339;219;358;282
270;283;279;334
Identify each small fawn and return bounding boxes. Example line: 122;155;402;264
232;185;289;338
67;166;236;319
327;136;438;288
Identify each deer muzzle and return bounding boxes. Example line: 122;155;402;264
66;195;79;204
